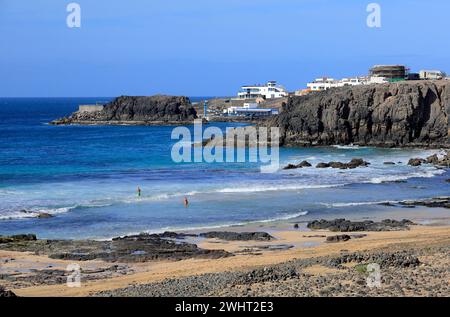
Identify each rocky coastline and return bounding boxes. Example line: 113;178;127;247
271;81;450;148
1;216;449;297
50;95;198;125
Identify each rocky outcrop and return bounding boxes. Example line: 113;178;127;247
51;95;197;125
307;218;414;232
399;197;450;209
0;286;17;297
272;81;450;147
0;234;37;244
199;231;274;241
283;160;312;170
326;234;351;243
315;158;370;169
0;233;230;262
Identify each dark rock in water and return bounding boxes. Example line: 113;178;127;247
199;231;274;241
426;154;439;164
446;179;450;183
316;158;369;169
51;95;197;125
270;81;450;147
307;218;414;232
0;234;37;244
329;161;347;169
384;162;396;165
381;179;407;184
399;197;450;209
0;286;17;297
378;202;396;207
283;164;298;170
37;213;53;219
346;158;370;169
408;158;426;166
298;160;312;167
326;235;351;243
293;224;299;229
283;160;312;170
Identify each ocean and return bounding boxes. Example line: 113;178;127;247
0;97;448;239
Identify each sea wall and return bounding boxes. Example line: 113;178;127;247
272;81;450;147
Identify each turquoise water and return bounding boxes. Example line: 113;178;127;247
0;98;448;239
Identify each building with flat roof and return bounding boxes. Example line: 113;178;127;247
419;70;446;80
225;102;278;117
237;81;288;100
306;76;387;92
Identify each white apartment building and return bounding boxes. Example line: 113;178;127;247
238;81;288;99
306;76;387;91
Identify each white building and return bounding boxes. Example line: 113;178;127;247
419;70;446;80
306;76;387;92
225;102;278;117
238;81;288;99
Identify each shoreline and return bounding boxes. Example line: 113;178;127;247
1;203;449;297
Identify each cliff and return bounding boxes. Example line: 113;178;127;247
51;95;197;125
273;81;450;147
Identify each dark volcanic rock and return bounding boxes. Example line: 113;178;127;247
408;158;426;166
148;231;197;240
326;234;351;243
271;81;450;147
298;160;312;167
426;154;440;164
283;160;312;170
0;233;230;262
51;95;197;124
0;234;37;244
399;197;450;209
307;218;414;232
283;164;298;170
37;213;53;219
316;158;369;169
0;286;17;297
199;231;274;241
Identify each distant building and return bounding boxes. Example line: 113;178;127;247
306;76;387;92
369;65;407;81
419;70;446;80
238;81;288;99
225;102;278;117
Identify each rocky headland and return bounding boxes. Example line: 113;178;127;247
271;81;450;148
50;95;197;125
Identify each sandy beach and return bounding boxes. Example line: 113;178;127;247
1;205;449;297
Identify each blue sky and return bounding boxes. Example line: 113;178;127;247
1;0;449;97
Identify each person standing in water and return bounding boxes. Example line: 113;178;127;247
184;196;189;207
137;186;141;197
